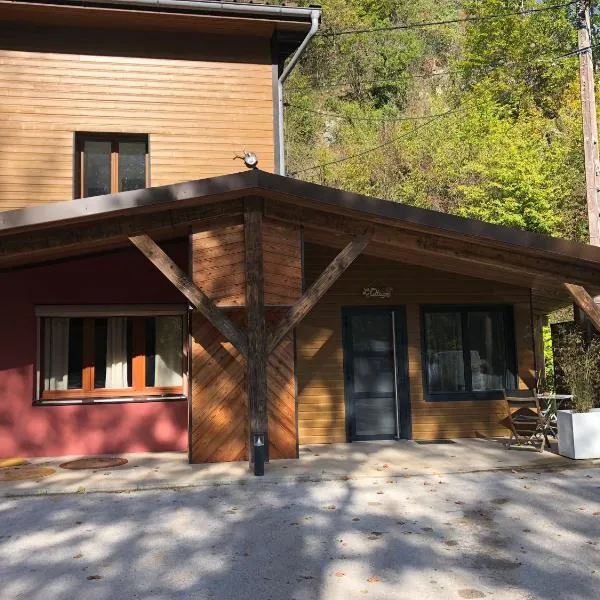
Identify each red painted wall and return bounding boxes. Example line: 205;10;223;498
0;240;189;458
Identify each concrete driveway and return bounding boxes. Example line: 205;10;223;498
0;438;590;497
1;461;599;599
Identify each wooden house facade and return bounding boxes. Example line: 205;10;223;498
2;2;600;465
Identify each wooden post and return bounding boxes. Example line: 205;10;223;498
267;232;373;354
244;197;267;468
578;0;600;245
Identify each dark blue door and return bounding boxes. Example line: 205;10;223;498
343;308;411;441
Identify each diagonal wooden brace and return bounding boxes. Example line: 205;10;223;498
564;282;600;334
130;234;248;358
267;231;373;355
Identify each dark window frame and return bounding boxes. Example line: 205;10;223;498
420;304;518;402
74;132;149;199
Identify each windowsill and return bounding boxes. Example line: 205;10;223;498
33;394;187;407
425;390;506;402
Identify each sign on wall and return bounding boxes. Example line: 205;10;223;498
362;287;393;299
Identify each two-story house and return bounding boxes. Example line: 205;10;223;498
1;0;600;467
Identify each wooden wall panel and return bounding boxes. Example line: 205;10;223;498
0;27;274;212
266;309;297;459
190;310;297;463
190;312;248;463
297;243;535;445
192;222;246;307
263;221;302;305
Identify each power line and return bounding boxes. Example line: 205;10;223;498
287;69;451;92
318;1;577;37
284;102;448;123
285;44;597;124
288;103;468;176
287;40;595;94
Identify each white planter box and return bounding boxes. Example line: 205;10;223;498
557;409;600;460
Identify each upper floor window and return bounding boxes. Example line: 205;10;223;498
422;305;517;401
75;133;148;198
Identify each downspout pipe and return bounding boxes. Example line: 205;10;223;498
277;9;321;176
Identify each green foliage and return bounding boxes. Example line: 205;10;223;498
286;0;589;242
554;330;600;412
542;325;555;392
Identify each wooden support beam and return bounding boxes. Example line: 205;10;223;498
0;200;243;269
129;234;248;358
244;197;267;463
267;231;373;354
265;200;600;288
563;282;600;333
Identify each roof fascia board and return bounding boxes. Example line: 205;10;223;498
0;170;259;236
4;0;317;24
254;171;600;265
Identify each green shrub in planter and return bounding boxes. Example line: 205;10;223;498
554;330;600;413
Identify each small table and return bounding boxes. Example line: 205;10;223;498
536;393;573;438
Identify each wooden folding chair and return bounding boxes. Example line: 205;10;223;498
503;391;550;452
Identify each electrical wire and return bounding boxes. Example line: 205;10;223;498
285;43;596;125
288;103;468;176
318;1;578;37
286;39;599;176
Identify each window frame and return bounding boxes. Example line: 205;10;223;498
34;305;188;405
420;304;518;402
74;132;150;199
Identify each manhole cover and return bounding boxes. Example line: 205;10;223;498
59;457;128;470
0;465;56;481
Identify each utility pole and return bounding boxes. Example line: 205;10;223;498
578;0;600;245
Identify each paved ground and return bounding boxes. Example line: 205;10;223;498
0;438;591;497
1;466;599;600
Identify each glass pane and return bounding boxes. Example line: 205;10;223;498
425;312;466;393
351;313;392;353
354;396;396;436
352;356;394;394
118;141;146;192
468;311;506;391
83;140;111;197
93;317;132;389
94;318;108;389
146;316;183;388
43;317;71;391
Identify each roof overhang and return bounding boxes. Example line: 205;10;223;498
0;0;318;40
1;169;599;313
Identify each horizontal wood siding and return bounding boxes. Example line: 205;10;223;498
192;221;246;307
263;221;302;305
297;243;534;445
0;25;274;211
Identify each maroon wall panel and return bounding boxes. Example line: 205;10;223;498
0;240;189;458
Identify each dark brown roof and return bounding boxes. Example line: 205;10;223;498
1;169;599;312
1;168;598;263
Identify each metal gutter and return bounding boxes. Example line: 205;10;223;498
277;8;320;174
5;0;318;21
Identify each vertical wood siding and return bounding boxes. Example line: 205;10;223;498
0;26;274;211
297;243;535;445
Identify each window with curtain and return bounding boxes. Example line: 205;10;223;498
75;133;148;198
422;306;516;400
40;311;184;401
